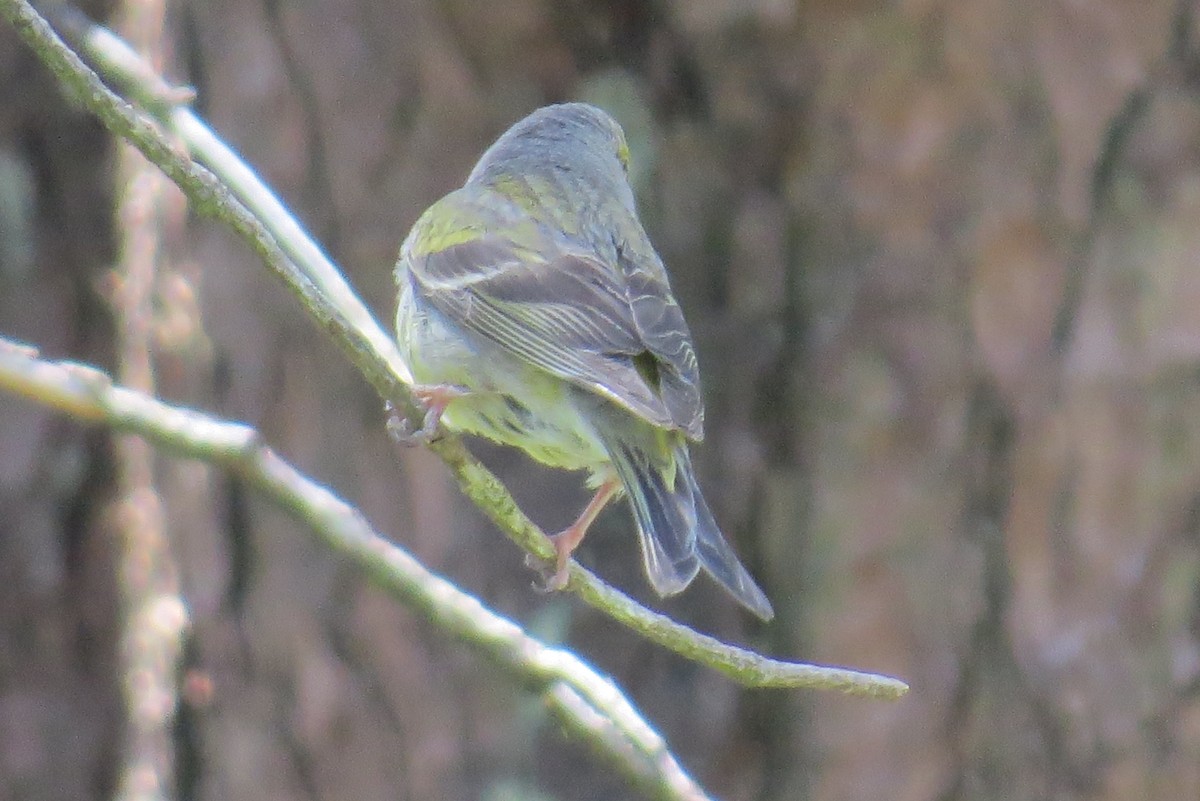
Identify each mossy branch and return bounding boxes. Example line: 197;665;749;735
0;0;907;701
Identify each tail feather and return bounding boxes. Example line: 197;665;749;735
685;468;774;621
610;442;699;594
606;440;774;621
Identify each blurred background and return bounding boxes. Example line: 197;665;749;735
4;0;1200;799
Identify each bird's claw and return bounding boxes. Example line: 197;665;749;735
524;551;570;593
524;527;577;593
385;384;468;446
386;400;440;446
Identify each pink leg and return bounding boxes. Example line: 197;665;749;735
542;478;620;590
386;383;467;444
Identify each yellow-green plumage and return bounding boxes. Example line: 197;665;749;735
394;103;773;620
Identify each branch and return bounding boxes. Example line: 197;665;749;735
107;0;188;797
0;339;712;801
0;0;908;700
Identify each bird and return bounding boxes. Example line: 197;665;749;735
393;102;773;620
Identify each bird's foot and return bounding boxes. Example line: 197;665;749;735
525;529;578;593
524;480;619;593
386;384;468;445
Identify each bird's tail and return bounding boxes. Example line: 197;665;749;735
603;436;775;621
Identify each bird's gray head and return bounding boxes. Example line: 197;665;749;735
466;103;636;214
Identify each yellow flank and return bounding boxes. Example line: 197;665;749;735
396;277;611;477
444;368;599;473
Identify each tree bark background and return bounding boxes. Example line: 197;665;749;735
3;1;1200;799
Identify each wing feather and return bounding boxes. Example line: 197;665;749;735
405;193;705;438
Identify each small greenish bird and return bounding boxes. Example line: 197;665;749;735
394;103;773;620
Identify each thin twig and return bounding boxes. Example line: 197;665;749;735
0;0;908;699
0;339;709;801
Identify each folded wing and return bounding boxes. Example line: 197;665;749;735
406;193;705;439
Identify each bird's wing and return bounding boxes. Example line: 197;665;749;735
405;202;704;438
613;238;705;439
